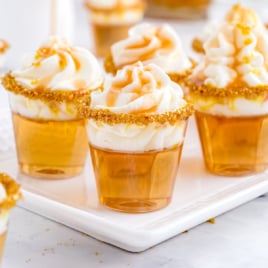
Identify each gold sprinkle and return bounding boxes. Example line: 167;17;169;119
207;218;215;224
244;38;253;45
1;73;100;106
242;55;250;64
78;102;194;126
252;69;262;75
0;173;22;210
237;24;251;35
187;79;268;100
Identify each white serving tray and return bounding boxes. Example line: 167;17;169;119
1;106;268;252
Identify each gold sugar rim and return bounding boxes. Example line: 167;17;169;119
0;39;9;54
2;73;102;103
79;102;194;125
187;80;268;99
0;173;22;210
192;37;205;54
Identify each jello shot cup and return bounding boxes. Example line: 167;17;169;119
0;173;21;265
79;63;193;213
2;36;103;179
84;0;146;57
188;4;268;176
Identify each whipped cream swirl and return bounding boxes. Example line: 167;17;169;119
88;63;189;152
192;4;268;88
111;23;192;74
13;36;103;91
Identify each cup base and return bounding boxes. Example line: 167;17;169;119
205;163;267;177
90;144;182;213
195;111;268;177
12;113;88;180
19;163;84;179
100;197;171;213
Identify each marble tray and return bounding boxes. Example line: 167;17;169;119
1;108;268;252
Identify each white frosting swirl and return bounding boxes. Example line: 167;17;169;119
13;36;103;91
88;63;189;151
111;23;192;74
9;36;103;120
191;5;268;117
192;4;268;88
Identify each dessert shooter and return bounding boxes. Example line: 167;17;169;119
0;39;9;72
79;62;193;213
188;4;268;176
84;0;146;57
146;0;211;20
104;23;194;88
0;173;21;264
2;36;103;179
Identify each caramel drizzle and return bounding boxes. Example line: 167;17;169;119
1;73;100;104
78;101;194;125
0;173;22;210
107;66;166;113
123;27;175;66
34;45;80;70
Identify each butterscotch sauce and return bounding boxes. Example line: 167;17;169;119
34;45;80;71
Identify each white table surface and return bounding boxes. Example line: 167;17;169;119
3;195;268;268
1;0;268;267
